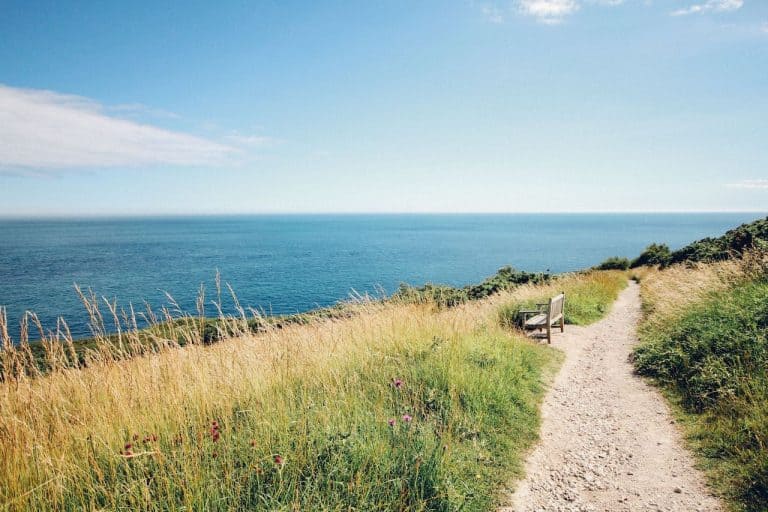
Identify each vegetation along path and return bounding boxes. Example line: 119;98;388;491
502;281;723;512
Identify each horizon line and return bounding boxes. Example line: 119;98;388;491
0;210;766;220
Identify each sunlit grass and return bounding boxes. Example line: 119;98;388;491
495;270;628;329
0;271;623;511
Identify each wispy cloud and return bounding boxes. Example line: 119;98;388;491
671;0;743;16
0;84;239;171
482;0;623;25
726;179;768;189
106;102;181;120
222;133;276;148
518;0;580;24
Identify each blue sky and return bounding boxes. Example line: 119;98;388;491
0;0;766;215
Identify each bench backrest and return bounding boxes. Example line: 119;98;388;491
548;293;565;322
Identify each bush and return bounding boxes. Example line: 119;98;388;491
594;256;630;271
393;266;550;308
668;217;768;265
634;216;768;269
630;243;672;268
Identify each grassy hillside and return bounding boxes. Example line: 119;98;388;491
0;270;626;511
9;266;548;377
633;254;768;511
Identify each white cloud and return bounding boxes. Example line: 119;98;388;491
0;84;238;171
726;179;768;189
517;0;580;24
671;0;743;16
761;22;768;33
480;0;623;25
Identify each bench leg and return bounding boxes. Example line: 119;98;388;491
546;324;551;344
560;319;564;333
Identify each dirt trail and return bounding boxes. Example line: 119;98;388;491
502;281;723;512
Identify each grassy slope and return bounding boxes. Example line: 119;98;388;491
0;271;626;511
633;257;768;512
13;265;550;376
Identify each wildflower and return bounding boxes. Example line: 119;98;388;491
387;418;396;427
273;454;284;465
401;414;412;423
211;429;220;442
250;439;257;447
121;443;133;456
392;378;403;389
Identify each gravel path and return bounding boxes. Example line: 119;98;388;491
502;281;723;512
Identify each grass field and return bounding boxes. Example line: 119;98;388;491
0;270;626;511
633;253;768;512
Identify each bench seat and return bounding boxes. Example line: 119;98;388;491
524;313;548;327
519;292;565;344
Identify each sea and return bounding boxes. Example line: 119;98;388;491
0;213;763;341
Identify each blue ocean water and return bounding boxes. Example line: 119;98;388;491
0;213;763;341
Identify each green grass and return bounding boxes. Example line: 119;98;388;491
11;326;560;511
634;279;768;511
497;271;628;329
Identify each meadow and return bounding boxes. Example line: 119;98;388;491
0;270;626;511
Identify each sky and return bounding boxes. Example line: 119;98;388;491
0;0;767;216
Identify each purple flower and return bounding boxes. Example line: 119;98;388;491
392;378;403;389
387;418;396;427
401;414;412;423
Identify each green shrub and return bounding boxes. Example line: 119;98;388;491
630;243;672;268
668;217;768;265
594;256;630;271
634;216;768;269
393;266;550;308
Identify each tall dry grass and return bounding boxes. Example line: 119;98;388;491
0;271;624;511
636;251;767;334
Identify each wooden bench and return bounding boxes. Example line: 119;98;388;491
519;293;565;344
